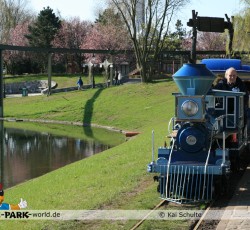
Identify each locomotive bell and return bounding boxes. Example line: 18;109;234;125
173;64;215;95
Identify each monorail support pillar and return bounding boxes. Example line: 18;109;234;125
0;49;3;118
0;49;4;184
47;52;52;96
0;120;3;185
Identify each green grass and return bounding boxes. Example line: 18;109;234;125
4;79;176;130
1;79;196;229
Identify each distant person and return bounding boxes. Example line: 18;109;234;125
114;70;119;85
77;76;83;90
118;71;123;85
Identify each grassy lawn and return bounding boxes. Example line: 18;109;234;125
1;79;197;229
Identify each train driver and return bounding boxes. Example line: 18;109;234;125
213;67;249;122
214;67;249;106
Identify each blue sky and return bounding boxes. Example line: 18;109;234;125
184;0;243;17
30;0;99;21
30;0;244;24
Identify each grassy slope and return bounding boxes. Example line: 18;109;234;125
4;79;175;130
2;80;192;229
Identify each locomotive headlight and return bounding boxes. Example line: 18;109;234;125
181;100;198;117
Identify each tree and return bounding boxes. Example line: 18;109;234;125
163;20;187;51
0;0;32;43
181;32;192;51
25;7;61;48
95;8;122;26
233;6;250;53
3;22;31;74
82;23;132;61
83;7;132;64
197;32;226;51
109;0;190;82
52;17;92;72
241;0;250;5
24;7;62;76
53;18;91;50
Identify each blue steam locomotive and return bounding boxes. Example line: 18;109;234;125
147;60;250;204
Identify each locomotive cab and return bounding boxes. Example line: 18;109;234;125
206;90;245;133
206;90;247;171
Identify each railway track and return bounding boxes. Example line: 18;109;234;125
192;199;217;230
129;199;214;230
129;195;225;230
191;169;248;229
130;199;167;230
130;166;247;230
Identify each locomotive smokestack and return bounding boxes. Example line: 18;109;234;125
173;63;215;95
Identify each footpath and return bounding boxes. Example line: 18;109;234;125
5;78;142;98
216;165;250;230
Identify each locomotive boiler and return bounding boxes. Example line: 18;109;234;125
147;63;249;204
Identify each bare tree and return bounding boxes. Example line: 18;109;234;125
0;0;33;43
108;0;189;82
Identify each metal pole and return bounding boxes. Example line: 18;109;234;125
180;56;183;67
47;52;52;96
191;10;198;63
0;121;3;184
0;49;3;118
88;64;91;84
110;56;113;86
92;55;95;89
222;131;226;165
152;130;155;162
92;66;95;88
88;62;93;87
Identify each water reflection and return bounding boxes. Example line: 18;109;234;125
1;125;111;189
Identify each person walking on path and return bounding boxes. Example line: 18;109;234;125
118;71;123;85
77;76;83;90
114;70;119;85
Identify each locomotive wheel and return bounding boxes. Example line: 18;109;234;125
213;175;230;198
230;156;240;173
240;148;250;170
157;184;160;193
221;175;230;196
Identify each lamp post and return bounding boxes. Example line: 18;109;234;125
102;59;112;87
110;56;113;86
87;61;93;85
3;68;5;98
92;61;95;89
89;54;96;89
87;61;95;88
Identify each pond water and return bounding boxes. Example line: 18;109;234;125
0;123;123;189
